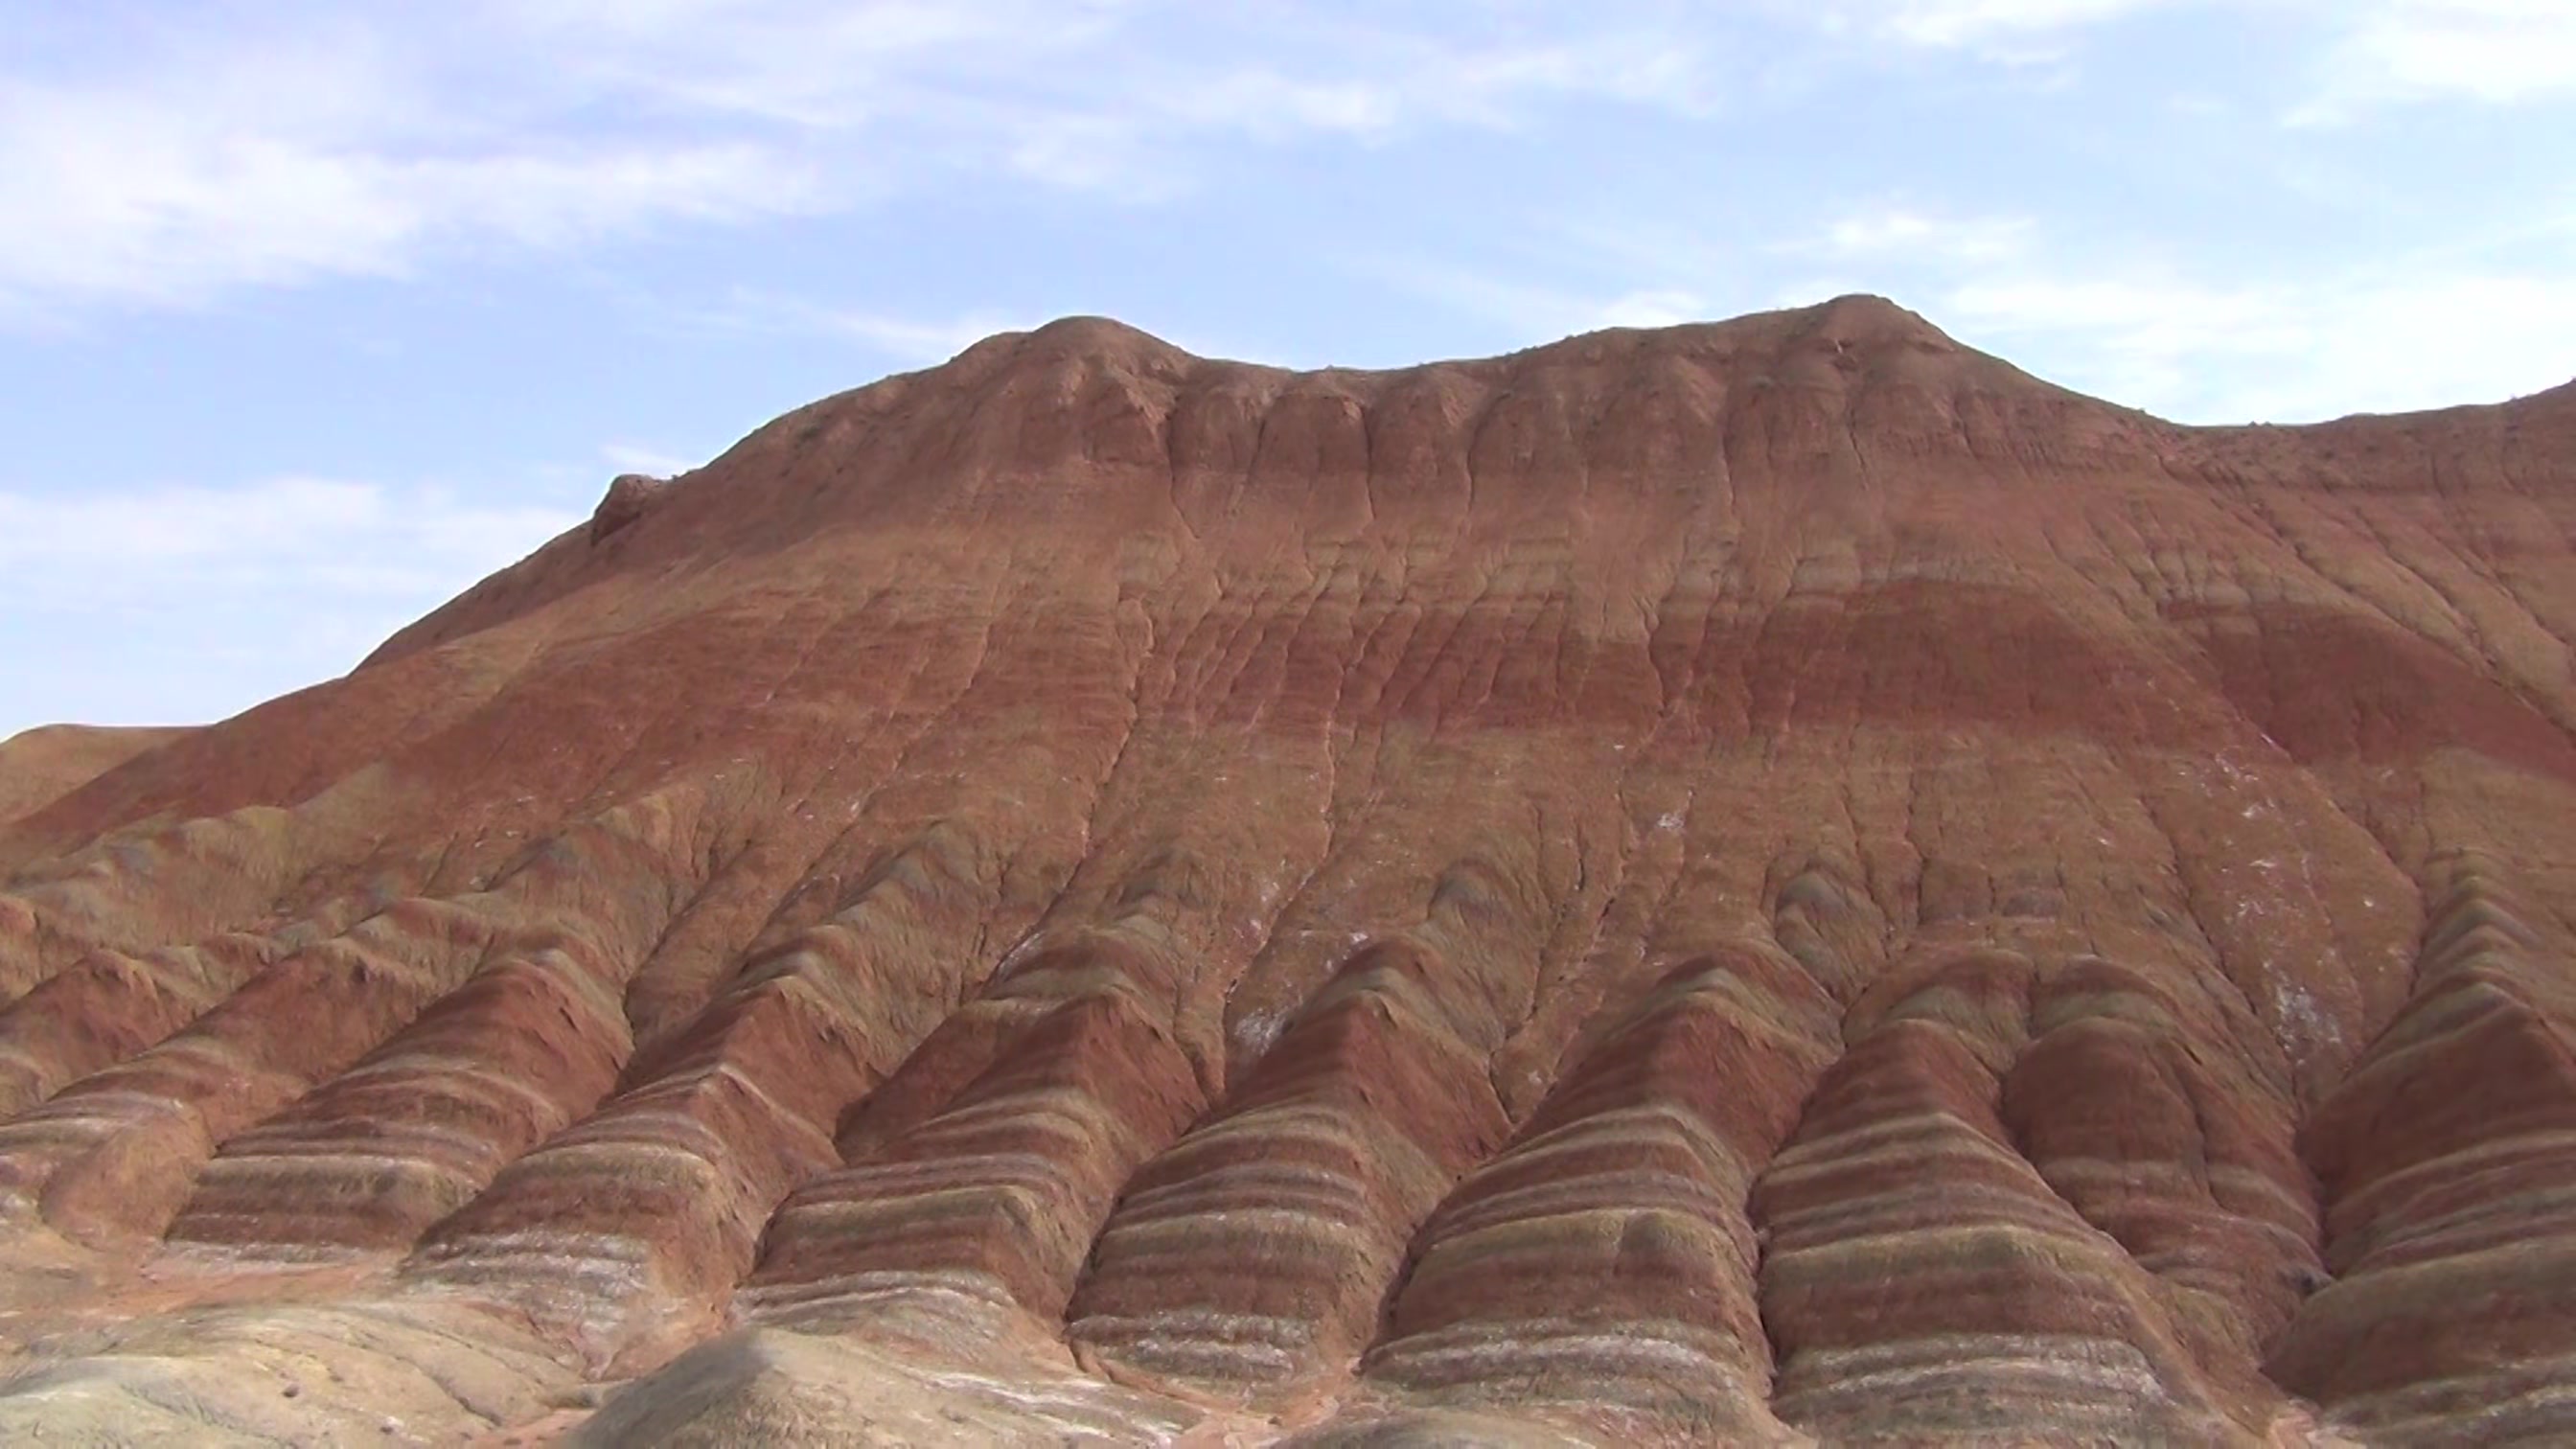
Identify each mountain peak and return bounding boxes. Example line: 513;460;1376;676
9;294;2576;1447
959;313;1193;369
1805;290;1958;345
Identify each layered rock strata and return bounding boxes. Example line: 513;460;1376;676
0;298;2569;1443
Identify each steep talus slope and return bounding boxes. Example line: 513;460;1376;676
0;296;2571;1443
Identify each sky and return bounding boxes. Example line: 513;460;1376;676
2;0;2571;738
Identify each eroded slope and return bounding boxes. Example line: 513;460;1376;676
0;298;2572;1444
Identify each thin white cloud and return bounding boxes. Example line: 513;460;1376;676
1939;263;2576;423
0;476;585;733
1813;206;2036;263
601;444;705;478
1754;191;2576;423
10;0;2568;329
1817;1;2576;114
1407;185;2576;426
1870;0;2177;49
680;288;1036;364
495;0;1134;131
0;4;1736;323
2296;0;2576;121
546;3;1725;136
0;23;828;322
0;477;577;588
1593;289;1716;330
1755;154;2564;424
1794;0;2182;61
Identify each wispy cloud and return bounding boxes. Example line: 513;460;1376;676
1764;197;2576;424
600;443;705;478
0;4;1736;324
1813;1;2576;114
2295;0;2576;121
1810;205;2036;263
1873;0;2174;49
1390;187;2576;425
1941;265;2576;422
1797;0;2181;61
0;20;828;323
0;476;578;592
14;2;2563;331
0;474;585;731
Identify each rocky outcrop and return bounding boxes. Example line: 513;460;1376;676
588;472;669;543
0;299;2570;1442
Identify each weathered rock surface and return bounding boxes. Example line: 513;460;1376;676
0;296;2572;1442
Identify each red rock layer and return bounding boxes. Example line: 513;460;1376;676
165;933;637;1253
1756;955;2210;1438
741;935;1204;1325
0;932;277;1116
2002;954;2325;1413
0;299;2566;1443
0;805;687;1244
398;575;1150;1364
1066;934;1517;1398
1352;946;1837;1441
2269;853;2576;1440
402;819;1017;1363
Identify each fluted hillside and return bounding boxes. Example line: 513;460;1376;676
2;296;2573;1445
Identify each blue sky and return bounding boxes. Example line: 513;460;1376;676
3;0;2571;737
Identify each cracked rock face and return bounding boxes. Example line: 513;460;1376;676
2;296;2574;1444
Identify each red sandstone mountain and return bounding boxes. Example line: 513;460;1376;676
1;296;2573;1444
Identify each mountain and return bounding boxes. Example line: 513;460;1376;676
0;725;190;828
1;296;2572;1444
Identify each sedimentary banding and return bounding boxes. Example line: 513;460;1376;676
1066;938;1514;1397
1355;945;1837;1440
0;810;683;1243
0;933;277;1116
0;799;389;1002
744;936;1204;1325
2268;857;2576;1441
1999;955;2324;1405
399;825;1008;1354
0;304;2568;1442
166;935;640;1254
400;585;1153;1362
1753;952;2251;1442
